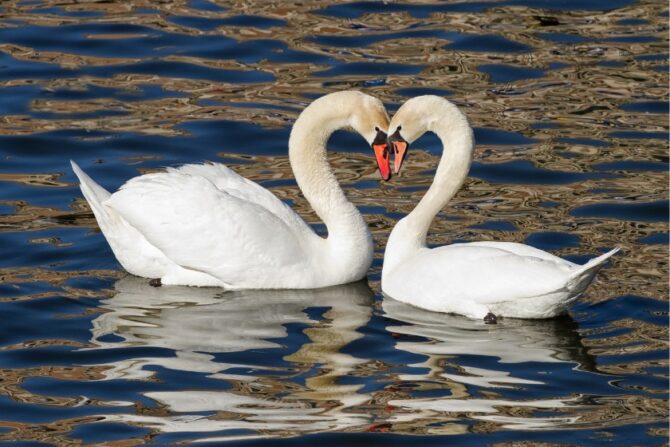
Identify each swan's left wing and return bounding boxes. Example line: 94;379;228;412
170;163;310;234
461;241;577;267
106;171;310;285
394;245;575;305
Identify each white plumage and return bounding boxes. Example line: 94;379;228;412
72;91;390;288
382;96;619;320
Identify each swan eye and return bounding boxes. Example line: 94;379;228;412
372;128;387;146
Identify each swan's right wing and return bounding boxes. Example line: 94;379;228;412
106;171;311;286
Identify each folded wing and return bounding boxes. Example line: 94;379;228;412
106;168;313;286
397;244;576;305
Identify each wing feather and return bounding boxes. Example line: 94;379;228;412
395;244;575;305
105;170;310;285
169;163;310;234
462;241;577;267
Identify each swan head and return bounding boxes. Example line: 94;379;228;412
292;91;391;180
387;95;461;174
347;92;391;181
387;96;438;174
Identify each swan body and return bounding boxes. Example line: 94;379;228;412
72;91;390;288
382;96;619;320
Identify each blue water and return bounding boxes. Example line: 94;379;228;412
0;0;667;445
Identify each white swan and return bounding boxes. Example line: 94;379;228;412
382;95;619;322
71;91;391;288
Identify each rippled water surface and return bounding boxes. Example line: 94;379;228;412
0;0;668;445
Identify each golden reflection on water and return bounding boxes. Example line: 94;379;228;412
90;278;375;439
0;0;667;444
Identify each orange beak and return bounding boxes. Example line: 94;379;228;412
392;140;407;174
389;128;409;174
373;143;391;181
372;128;391;181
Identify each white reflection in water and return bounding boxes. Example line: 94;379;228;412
91;276;374;436
382;297;595;430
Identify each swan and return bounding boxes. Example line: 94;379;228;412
382;95;619;322
71;91;391;288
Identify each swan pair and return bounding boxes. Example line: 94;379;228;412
72;91;618;321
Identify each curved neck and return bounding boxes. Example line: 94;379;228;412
386;103;474;268
288;96;370;251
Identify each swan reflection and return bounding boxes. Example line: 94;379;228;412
382;297;599;430
87;277;605;437
93;276;374;437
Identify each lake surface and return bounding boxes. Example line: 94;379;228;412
0;0;668;445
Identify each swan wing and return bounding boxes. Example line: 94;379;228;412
170;163;310;233
106;170;312;286
71;161;177;278
461;241;577;266
391;245;575;306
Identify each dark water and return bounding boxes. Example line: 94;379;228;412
0;0;668;445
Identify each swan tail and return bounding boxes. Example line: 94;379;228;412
70;160;173;278
566;247;620;293
71;160;112;219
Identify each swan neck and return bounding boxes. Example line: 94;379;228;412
389;106;474;264
288;98;370;253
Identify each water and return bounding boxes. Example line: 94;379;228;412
0;0;667;445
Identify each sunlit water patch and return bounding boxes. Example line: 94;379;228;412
0;0;667;445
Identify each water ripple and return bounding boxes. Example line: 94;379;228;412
0;0;667;445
